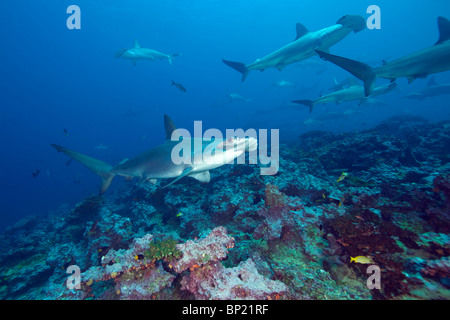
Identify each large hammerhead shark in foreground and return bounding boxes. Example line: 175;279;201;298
316;17;450;96
52;115;258;194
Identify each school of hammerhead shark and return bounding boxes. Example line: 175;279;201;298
52;15;450;193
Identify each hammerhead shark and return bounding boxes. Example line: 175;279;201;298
292;82;397;112
222;15;366;81
51;115;258;194
316;17;450;96
403;77;450;100
115;40;180;66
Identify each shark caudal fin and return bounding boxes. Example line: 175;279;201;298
316;50;376;97
51;144;115;194
222;59;250;82
168;53;181;65
292;100;315;113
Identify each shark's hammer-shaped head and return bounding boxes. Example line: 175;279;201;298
336;15;366;33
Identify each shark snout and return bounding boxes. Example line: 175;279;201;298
245;137;258;152
225;137;258;153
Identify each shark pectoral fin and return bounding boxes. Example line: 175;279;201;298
189;171;210;183
142;178;157;185
163;167;193;188
100;174;115;195
316;46;329;54
131;59;137;66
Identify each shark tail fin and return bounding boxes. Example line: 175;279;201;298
51;144;115;194
222;59;249;82
316;50;376;97
292;100;315;113
168;53;181;65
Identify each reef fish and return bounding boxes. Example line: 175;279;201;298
171;80;187;92
350;256;375;264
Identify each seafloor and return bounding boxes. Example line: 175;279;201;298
1;115;449;300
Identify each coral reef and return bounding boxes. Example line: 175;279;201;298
1;117;449;300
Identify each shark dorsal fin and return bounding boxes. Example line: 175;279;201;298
435;17;450;45
164;114;177;140
134;40;142;49
294;23;309;41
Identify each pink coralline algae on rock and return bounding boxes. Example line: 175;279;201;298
82;233;156;282
172;226;235;273
114;263;175;300
180;258;288;300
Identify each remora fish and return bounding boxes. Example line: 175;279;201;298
222;15;365;81
316;17;450;96
51;115;258;194
403;77;450;100
292;82;397;112
115;40;180;66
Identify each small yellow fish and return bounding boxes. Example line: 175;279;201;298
337;172;348;183
350;256;374;264
176;212;183;217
